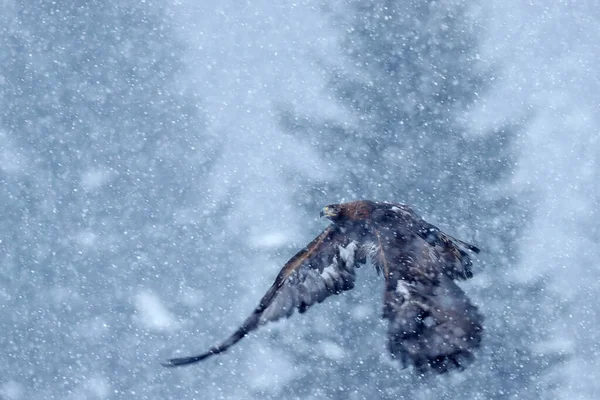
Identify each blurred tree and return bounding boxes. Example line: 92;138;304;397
0;1;221;397
284;0;509;218
278;0;553;398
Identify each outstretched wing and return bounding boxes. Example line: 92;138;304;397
163;225;359;367
385;203;480;280
372;219;482;374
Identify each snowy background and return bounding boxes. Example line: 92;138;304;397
1;0;599;399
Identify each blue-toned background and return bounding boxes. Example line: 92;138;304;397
1;0;598;398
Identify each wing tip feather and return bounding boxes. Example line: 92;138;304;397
161;351;215;368
469;244;481;254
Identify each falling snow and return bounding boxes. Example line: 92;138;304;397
1;0;599;399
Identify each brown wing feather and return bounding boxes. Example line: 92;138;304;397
163;225;359;367
371;220;483;374
384;202;480;280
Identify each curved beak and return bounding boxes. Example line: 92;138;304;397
320;206;336;219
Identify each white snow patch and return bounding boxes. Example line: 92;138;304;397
0;148;26;175
350;304;372;321
0;381;23;400
247;345;298;392
84;376;110;399
133;290;177;332
0;287;10;306
80;168;113;191
532;337;575;355
319;340;346;361
248;231;290;249
74;230;98;248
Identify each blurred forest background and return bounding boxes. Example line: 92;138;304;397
1;0;598;399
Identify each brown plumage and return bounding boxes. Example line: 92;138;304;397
163;200;482;374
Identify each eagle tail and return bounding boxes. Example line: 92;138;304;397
384;276;483;374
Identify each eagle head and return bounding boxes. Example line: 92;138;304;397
320;204;343;221
321;201;374;222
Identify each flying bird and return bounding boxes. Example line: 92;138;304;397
163;200;482;373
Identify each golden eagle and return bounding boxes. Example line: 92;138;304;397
163;200;482;373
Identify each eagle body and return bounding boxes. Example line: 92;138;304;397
164;200;482;374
